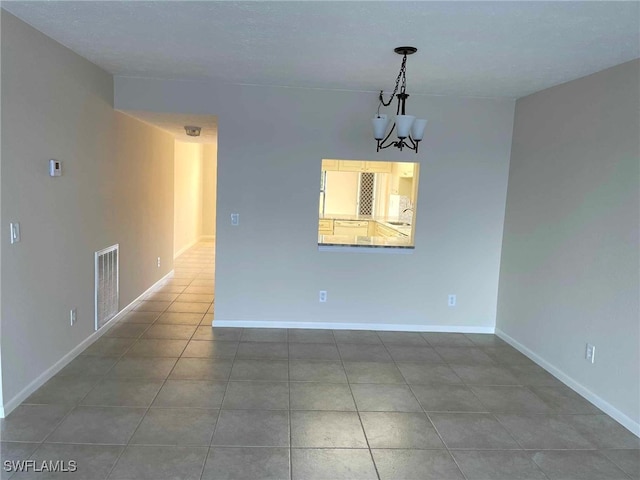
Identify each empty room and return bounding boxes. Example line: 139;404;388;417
0;2;638;479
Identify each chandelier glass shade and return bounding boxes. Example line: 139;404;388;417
372;47;427;153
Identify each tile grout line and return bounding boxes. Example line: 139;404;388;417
377;331;486;480
450;336;576;480
174;249;220;480
447;340;553;480
171;247;216;480
201;305;240;480
598;451;637;480
335;330;382;480
32;323;148;461
8;243;637;480
104;306;180;480
105;248;212;479
18;308;162;479
179;267;217;480
106;268;195;480
288;332;293;480
527;449;564;480
378;332;467;479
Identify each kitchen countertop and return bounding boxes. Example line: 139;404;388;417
319;214;403;223
319;214;412;237
318;234;414;249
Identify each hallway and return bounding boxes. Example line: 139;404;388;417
1;242;638;479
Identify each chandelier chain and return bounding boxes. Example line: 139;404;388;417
380;54;407;107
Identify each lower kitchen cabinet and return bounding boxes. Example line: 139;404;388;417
318;218;334;235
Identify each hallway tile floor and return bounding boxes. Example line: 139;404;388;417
1;242;639;479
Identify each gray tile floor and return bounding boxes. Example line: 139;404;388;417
1;242;639;479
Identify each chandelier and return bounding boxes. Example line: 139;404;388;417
372;47;427;153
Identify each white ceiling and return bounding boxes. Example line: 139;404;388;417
3;1;639;98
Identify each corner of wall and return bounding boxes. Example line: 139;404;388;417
496;328;640;437
495;59;640;434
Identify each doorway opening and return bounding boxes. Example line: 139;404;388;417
119;110;218;323
173;138;218;322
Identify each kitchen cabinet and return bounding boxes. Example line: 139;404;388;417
364;161;392;173
333;220;369;236
318;219;334;235
389;162;418;199
336;160;391;173
338;160;366;172
393;162;414;177
375;222;404;237
321;159;340;171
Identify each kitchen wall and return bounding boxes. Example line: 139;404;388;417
1;12;175;414
115;76;515;330
202;142;218;238
496;60;640;434
174;141;204;256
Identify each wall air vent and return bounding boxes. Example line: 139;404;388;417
95;244;119;330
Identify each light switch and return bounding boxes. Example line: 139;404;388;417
231;213;239;226
10;222;20;244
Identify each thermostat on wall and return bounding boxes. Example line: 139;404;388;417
49;159;62;177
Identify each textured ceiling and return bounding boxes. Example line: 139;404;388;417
120;111;218;144
3;1;639;98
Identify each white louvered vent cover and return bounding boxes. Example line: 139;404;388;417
95;244;119;331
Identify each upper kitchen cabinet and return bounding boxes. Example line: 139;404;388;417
321;159;340;171
393;162;415;178
321;159;392;173
336;160;366;172
362;161;392;173
390;162;420;200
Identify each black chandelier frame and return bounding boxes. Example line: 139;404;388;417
374;46;422;153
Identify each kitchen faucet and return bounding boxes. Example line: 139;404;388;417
400;207;413;225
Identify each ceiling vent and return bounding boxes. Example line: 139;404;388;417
184;125;202;137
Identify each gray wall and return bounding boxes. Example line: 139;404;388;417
115;77;515;330
496;60;640;431
1;12;175;411
0;12;3;409
202;143;218;238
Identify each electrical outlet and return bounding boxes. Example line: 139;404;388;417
448;294;456;307
70;308;77;326
319;290;327;303
157;257;161;268
231;213;240;226
585;343;596;364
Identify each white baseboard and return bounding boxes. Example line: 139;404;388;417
213;319;495;333
496;328;640;438
173;239;200;259
1;270;174;418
